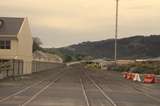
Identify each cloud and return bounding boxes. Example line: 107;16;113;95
0;0;160;47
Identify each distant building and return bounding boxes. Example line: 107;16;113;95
33;50;63;63
117;60;135;65
0;17;33;74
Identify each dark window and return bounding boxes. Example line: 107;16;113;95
0;40;11;49
0;20;4;28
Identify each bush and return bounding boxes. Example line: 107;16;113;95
130;67;150;73
111;65;130;72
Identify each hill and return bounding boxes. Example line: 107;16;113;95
55;35;160;60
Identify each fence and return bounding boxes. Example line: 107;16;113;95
32;61;65;73
0;59;23;79
0;59;65;79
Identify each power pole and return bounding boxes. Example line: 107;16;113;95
115;0;119;65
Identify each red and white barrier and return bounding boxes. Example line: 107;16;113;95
122;72;128;79
133;73;141;82
122;72;160;84
143;74;156;84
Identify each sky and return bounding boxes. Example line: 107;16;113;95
0;0;160;47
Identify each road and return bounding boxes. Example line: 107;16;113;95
0;65;159;106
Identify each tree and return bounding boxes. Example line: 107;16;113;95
32;37;43;52
63;55;72;62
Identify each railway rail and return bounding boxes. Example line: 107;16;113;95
104;72;160;103
0;69;66;106
80;78;90;106
80;71;117;106
89;71;160;105
0;65;159;106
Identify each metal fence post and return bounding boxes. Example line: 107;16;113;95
18;60;20;76
12;59;15;80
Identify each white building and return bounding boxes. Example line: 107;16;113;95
0;17;33;74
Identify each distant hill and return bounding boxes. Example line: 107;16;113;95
55;35;160;60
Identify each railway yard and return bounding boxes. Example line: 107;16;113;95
0;65;159;106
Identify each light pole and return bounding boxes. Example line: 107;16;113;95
114;0;119;65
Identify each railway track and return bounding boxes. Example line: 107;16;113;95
0;69;66;106
0;68;64;102
90;71;160;105
80;78;90;106
80;71;117;106
122;81;160;103
107;72;160;103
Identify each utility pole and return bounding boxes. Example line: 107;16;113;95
115;0;119;65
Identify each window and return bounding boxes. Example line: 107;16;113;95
0;19;4;28
0;40;11;49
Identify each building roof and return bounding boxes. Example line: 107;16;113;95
0;17;24;38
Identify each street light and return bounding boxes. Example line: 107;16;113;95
114;0;119;64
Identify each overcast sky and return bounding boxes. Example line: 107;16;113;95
0;0;160;47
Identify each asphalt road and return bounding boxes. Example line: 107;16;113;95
0;65;159;106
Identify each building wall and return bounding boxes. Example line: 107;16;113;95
17;18;33;74
0;39;18;59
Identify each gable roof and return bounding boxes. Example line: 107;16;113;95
0;17;24;38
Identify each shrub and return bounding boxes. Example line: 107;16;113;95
129;67;149;73
111;65;130;72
